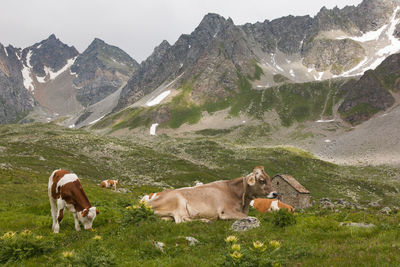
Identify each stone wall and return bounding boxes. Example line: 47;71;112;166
272;177;310;209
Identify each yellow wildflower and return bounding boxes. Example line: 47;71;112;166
1;231;16;240
273;263;283;267
21;229;32;236
269;240;281;249
62;251;74;258
230;251;243;259
35;235;44;240
231;244;241;251
93;235;102;240
132;205;140;209
253;241;264;249
225;235;238;243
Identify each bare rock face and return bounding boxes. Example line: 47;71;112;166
23;34;79;78
0;43;35;124
303;39;365;75
71;38;139;106
339;53;400;125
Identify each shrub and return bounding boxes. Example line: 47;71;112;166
220;235;284;267
271;209;296;228
58;239;116;267
0;230;53;264
122;201;157;225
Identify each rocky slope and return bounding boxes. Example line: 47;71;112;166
115;0;400;116
0;34;138;125
0;43;35;123
338;52;400;124
71;38;139;106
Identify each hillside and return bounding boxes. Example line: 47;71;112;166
1;123;400;265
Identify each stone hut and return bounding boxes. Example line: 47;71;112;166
272;174;310;209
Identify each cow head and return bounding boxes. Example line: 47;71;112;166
77;207;99;230
244;166;276;199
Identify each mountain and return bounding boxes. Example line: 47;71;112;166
71;38;139;106
0;43;35;123
115;0;400;113
338;52;400;124
0;34;139;126
102;0;400;135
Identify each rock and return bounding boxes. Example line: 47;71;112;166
339;222;375;228
368;201;381;208
185;236;199;246
230;216;260;232
153;241;165;252
380;207;392;214
116;188;130;193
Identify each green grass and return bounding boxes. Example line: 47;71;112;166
1;123;400;265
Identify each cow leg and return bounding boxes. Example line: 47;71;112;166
218;210;247;220
49;197;58;231
54;199;65;233
72;212;81;231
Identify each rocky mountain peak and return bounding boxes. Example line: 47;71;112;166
71;38;139;106
22;34;79;78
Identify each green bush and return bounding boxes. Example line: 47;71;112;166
271;209;296;228
220;235;284;267
57;238;116;267
122;201;157;225
0;230;53;264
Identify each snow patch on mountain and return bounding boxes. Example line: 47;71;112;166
21;50;34;92
37;57;78;83
337;24;386;42
3;47;8;57
150;123;159;135
89;115;105;125
146;90;171;107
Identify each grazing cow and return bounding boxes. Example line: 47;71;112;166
148;166;277;223
48;169;99;233
100;179;119;191
250;198;295;213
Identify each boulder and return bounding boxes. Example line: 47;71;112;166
230;216;260;232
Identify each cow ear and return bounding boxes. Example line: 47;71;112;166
247;174;256;186
253;166;264;178
96;209;100;215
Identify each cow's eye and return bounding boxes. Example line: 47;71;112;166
259;180;266;184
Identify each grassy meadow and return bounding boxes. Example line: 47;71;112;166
1;123;400;266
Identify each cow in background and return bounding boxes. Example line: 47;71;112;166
250;198;295;213
100;179;119;191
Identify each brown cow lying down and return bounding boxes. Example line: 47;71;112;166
250;198;295;213
48;169;99;233
148;166;278;223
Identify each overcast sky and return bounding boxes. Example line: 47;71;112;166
1;0;363;63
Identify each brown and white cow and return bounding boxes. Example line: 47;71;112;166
148;166;277;223
48;169;99;233
100;179;119;191
250;198;295;213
